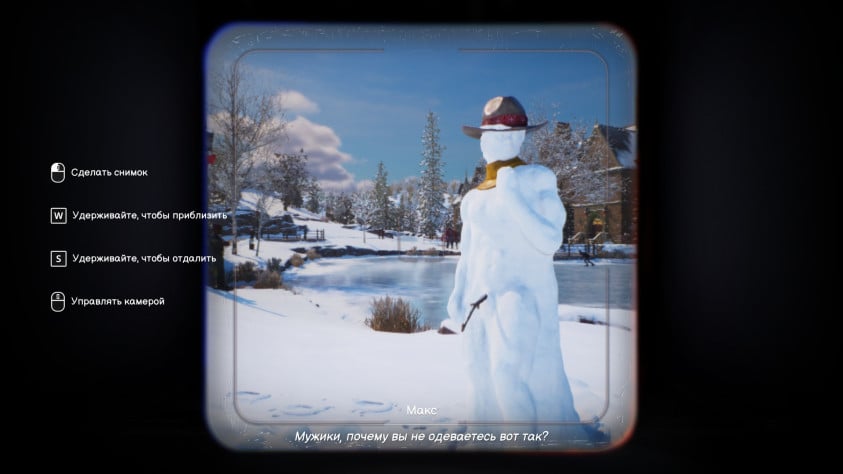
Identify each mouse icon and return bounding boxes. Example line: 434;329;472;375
51;163;65;183
51;291;65;312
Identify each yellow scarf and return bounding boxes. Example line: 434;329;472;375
476;157;526;190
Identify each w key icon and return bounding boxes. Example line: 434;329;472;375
50;207;67;224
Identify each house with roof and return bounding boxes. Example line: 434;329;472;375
568;123;638;245
448;122;638;248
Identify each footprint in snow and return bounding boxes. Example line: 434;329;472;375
234;391;271;404
278;403;334;416
351;399;395;416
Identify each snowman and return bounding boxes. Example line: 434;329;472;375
446;96;583;441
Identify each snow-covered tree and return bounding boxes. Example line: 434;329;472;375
467;158;486;190
392;177;419;233
392;193;406;232
525;119;621;204
447;179;461;195
417;111;447;238
251;174;275;258
523;118;621;241
324;192;338;222
370;161;393;231
207;60;285;254
351;185;374;229
304;177;322;214
324;191;354;224
272;148;310;211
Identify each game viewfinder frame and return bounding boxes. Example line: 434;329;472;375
203;22;637;453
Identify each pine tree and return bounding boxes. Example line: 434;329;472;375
272;148;310;211
417;111;447;239
370;161;393;231
304;177;322;214
394;178;419;233
351;186;374;229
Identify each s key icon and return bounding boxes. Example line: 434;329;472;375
51;250;67;267
51;291;65;312
51;162;66;183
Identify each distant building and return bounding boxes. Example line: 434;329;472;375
450;123;638;247
569;123;638;245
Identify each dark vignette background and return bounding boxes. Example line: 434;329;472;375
17;2;832;472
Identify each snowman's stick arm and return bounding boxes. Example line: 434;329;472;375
461;293;488;332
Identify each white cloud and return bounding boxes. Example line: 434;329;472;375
274;116;357;192
355;179;373;193
275;90;319;115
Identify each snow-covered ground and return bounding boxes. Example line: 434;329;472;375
204;191;637;452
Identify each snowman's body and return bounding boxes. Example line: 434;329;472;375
447;128;580;427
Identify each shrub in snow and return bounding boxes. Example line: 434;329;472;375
235;261;258;282
305;248;322;260
266;257;284;274
254;270;282;289
366;295;430;333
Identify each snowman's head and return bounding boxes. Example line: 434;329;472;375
462;96;546;162
480;126;526;162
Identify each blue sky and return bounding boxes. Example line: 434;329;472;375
205;23;637;192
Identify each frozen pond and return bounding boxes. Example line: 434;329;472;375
285;255;635;328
